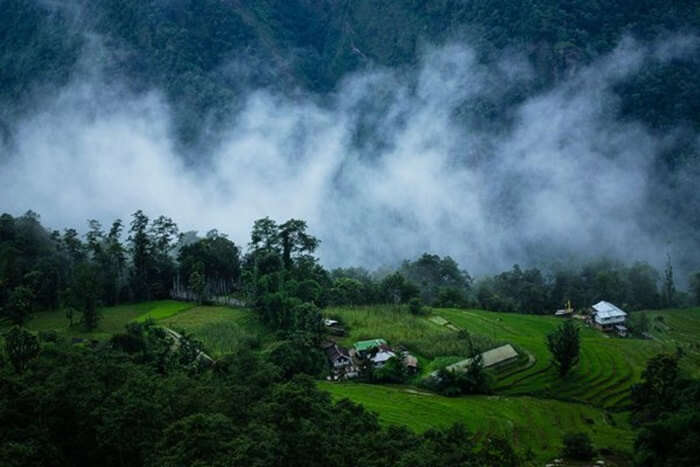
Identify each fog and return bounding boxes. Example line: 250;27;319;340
1;33;699;276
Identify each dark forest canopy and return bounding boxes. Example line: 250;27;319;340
1;0;699;145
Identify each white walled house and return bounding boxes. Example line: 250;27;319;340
592;301;627;334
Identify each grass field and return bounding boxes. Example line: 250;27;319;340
645;308;700;378
23;300;194;340
160;306;269;357
324;307;700;415
319;381;634;464
435;309;675;409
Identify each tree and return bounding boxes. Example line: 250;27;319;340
690;272;700;306
628;311;650;336
631;353;680;422
129;210;152;300
429;354;491;396
4;326;40;373
546;320;580;376
373;356;407;383
248;217;279;253
562;432;594;460
277;219;319;270
4;286;34;326
72;263;102;331
408;297;424;315
188;262;206;304
662;254;676;308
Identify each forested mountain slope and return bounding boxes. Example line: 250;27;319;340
2;0;698;143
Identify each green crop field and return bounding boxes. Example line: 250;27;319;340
22;300;194;340
645;308;700;378
324;306;700;409
160;305;270;357
436;308;699;409
319;381;634;464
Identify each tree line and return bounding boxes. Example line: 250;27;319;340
2;210;699;332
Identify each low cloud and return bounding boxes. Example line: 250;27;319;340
1;35;698;277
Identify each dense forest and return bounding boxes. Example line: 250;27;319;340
1;0;699;146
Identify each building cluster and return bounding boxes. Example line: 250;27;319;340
322;337;418;381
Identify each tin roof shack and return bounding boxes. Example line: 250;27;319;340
430;344;519;377
353;339;400;369
592;301;627;335
323;318;346;336
402;353;419;373
369;345;397;368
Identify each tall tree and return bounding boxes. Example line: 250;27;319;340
129;210;152;300
546;320;580;377
277;219;319;270
662;255;676;308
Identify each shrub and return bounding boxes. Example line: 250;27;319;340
408;297;424;315
562;432;594;460
38;330;59;343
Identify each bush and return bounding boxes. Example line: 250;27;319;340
408;297;424;315
562;432;594;460
38;330;59;343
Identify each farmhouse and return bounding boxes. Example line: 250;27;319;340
369;344;397;368
324;343;357;379
591;301;627;334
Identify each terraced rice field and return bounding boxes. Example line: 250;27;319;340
320;381;634;464
646;308;700;378
438;308;692;408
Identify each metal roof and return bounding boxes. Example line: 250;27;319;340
353;339;387;352
592;300;627;318
430;344;519;377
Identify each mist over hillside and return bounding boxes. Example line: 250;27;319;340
1;0;699;279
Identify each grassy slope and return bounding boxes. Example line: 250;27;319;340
15;300;268;358
321;307;700;463
24;300;194;340
16;301;700;462
437;308;699;408
320;381;633;464
160;306;270;357
645;308;700;378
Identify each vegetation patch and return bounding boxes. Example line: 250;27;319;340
319;381;634;464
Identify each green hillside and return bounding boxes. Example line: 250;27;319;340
2;0;699;142
9;301;700;463
323;306;700;409
319;382;634;464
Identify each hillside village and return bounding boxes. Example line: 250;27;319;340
323;299;633;383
